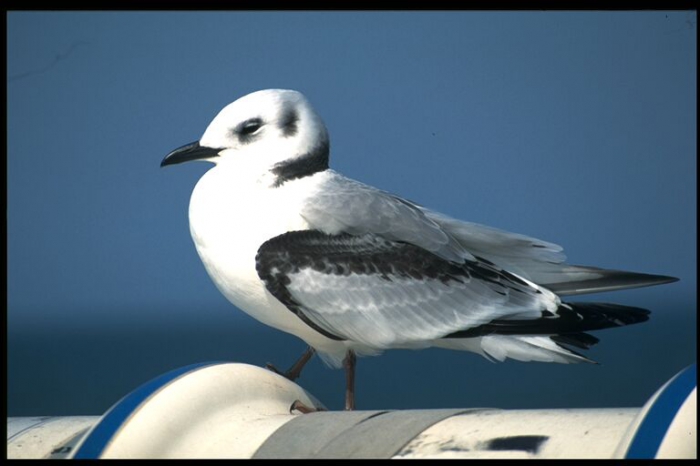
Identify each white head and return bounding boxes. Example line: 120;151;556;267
162;89;330;186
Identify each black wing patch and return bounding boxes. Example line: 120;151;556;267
255;229;539;341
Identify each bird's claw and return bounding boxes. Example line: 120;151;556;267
265;362;284;376
290;400;325;414
265;362;299;381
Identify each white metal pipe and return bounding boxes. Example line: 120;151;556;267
6;362;695;459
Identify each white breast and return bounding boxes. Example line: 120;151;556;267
187;164;347;355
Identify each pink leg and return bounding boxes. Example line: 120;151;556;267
266;346;316;381
344;350;356;411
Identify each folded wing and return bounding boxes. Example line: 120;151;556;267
255;230;560;349
301;172;677;296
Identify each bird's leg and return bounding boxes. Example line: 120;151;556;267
343;350;357;411
267;347;325;415
266;346;316;381
285;346;316;381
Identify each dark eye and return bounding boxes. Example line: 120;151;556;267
238;118;263;136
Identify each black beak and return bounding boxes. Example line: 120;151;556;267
161;141;222;167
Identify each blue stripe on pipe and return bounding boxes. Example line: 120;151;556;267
625;363;696;459
72;362;225;459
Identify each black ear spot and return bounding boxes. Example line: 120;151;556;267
280;107;299;137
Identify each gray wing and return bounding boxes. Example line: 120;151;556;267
421;210;678;295
255;230;560;349
301;171;677;296
300;171;475;263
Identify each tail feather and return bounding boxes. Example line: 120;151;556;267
441;302;650;364
550;332;600;350
435;334;597;364
445;302;650;338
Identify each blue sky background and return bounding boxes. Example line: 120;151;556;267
7;11;696;415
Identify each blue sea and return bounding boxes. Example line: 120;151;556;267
7;305;696;417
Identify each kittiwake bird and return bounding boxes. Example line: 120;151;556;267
161;89;678;411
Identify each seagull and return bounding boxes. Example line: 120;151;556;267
161;89;678;411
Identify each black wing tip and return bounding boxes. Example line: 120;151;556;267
645;274;680;286
572;302;651;327
547;268;680;296
445;302;651;340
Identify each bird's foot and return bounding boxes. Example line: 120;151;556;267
290;400;325;414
